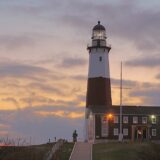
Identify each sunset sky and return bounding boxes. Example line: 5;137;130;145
0;0;160;144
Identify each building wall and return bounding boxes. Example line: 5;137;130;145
95;114;160;140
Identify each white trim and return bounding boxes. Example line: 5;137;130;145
69;142;76;160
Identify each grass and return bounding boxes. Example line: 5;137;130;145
0;143;54;160
0;142;74;160
58;142;74;160
93;142;160;160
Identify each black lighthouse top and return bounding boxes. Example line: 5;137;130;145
92;21;106;40
93;21;105;31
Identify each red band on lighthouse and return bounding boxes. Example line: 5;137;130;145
86;77;112;107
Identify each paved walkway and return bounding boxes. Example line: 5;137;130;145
69;142;92;160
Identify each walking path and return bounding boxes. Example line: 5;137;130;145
69;142;92;160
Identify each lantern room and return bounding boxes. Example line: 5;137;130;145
92;21;106;40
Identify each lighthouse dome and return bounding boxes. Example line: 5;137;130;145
92;21;106;40
93;21;105;31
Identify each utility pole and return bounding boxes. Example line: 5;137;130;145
119;62;123;142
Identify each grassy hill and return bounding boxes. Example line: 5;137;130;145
57;142;74;160
93;142;160;160
0;143;54;160
0;142;74;160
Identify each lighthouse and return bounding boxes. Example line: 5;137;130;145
85;22;160;142
85;21;112;141
86;21;112;108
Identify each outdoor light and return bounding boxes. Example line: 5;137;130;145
151;115;156;119
107;113;113;119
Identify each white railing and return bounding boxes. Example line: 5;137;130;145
44;139;64;160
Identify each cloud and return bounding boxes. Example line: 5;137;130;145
0;61;49;78
155;74;160;80
0;105;85;143
35;110;84;119
27;82;65;95
111;77;160;105
1;97;20;109
0;124;10;129
2;0;160;54
70;75;86;81
111;78;138;87
0;35;35;50
129;88;160;106
125;55;160;68
55;0;160;53
19;93;84;109
0;59;86;110
1;0;160;143
58;57;87;68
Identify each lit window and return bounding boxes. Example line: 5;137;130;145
133;116;138;124
151;115;156;124
142;117;147;124
123;128;128;136
123;116;128;124
114;128;119;136
114;116;119;124
152;129;156;136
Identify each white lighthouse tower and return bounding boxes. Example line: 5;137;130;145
85;21;112;142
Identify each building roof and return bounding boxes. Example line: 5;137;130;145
91;105;160;115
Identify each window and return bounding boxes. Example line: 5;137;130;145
152;129;156;136
123;116;128;124
99;56;102;61
114;128;119;136
92;30;106;40
101;116;107;124
114;116;119;123
142;117;147;124
151;115;156;124
133;116;138;124
123;128;128;136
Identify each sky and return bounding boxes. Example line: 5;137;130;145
0;0;160;144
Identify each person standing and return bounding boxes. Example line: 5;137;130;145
72;130;78;142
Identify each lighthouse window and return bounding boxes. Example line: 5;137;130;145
99;56;102;61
